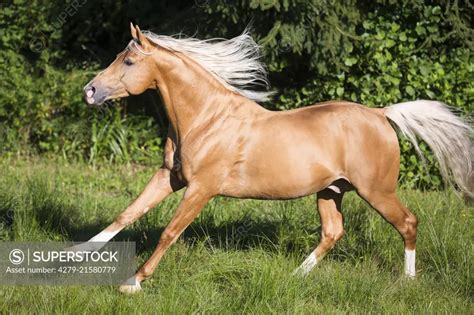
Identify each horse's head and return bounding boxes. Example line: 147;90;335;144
83;23;157;106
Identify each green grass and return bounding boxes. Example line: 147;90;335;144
0;157;472;314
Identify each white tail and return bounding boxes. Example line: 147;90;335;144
385;100;473;200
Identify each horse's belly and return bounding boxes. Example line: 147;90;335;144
220;149;340;199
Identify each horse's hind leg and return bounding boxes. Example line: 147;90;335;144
294;188;344;275
358;189;418;277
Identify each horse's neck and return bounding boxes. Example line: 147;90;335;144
153;50;265;140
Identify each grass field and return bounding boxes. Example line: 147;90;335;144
0;157;472;314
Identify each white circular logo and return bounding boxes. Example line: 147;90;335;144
9;249;24;265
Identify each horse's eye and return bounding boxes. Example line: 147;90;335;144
124;58;134;66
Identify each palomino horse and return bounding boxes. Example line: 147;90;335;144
82;24;473;293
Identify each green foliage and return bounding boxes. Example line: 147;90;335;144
0;0;472;188
0;53;161;163
0;0;163;164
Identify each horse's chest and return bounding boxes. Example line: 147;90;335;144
165;146;200;183
163;151;190;183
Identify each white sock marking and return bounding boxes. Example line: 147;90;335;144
67;230;122;252
89;230;120;243
65;230;120;252
405;249;416;278
294;252;318;276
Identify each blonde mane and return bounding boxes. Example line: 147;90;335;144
129;30;273;102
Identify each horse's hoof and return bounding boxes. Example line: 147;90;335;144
118;277;142;294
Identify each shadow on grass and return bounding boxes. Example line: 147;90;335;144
63;208;382;263
0;178;384;264
64;217;321;256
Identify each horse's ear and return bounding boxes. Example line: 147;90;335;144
135;25;151;48
130;22;138;40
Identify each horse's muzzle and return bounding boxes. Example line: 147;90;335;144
83;84;107;106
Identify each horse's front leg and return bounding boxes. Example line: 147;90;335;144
81;168;184;250
119;184;212;294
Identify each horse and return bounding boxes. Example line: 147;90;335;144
82;24;473;294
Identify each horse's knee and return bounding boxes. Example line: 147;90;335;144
116;213;133;225
116;209;142;225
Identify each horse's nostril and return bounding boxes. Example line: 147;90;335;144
86;86;96;98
